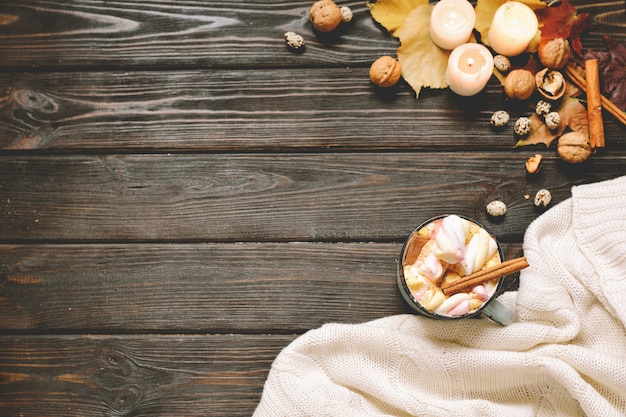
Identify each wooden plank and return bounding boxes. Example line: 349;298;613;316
1;70;625;151
0;242;524;331
0;0;397;69
0;1;621;69
0;334;294;417
1;153;624;242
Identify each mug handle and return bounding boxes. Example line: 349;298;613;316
480;299;511;326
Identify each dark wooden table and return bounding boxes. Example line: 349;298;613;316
1;1;624;415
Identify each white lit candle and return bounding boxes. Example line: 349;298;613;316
488;1;539;57
445;43;494;96
429;0;476;50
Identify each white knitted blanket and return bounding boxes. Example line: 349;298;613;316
254;175;626;417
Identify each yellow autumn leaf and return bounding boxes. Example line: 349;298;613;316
397;4;451;97
475;0;547;51
367;0;428;37
369;0;548;98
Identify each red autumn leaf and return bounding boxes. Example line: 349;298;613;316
535;0;591;55
583;35;626;111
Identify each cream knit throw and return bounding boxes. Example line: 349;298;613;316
254;176;626;417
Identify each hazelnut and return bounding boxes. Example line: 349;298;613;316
340;5;353;23
486;200;507;217
504;69;536;100
557;131;591;163
309;0;343;33
538;38;571;70
493;55;511;73
536;68;565;101
490;110;510;127
525;154;542;174
545;111;561;130
284;31;305;51
514;117;532;136
369;56;402;88
535;100;551;117
534;189;552;208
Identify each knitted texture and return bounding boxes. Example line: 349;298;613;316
254;176;626;417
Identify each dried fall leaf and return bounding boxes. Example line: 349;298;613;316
583;35;626;111
535;0;591;56
475;0;547;50
367;0;428;37
517;113;560;148
515;97;588;147
397;4;451;97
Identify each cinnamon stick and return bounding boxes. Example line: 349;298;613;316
441;256;529;296
565;64;626;129
585;59;605;149
402;234;429;266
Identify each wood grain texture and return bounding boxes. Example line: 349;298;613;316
0;1;622;69
0;0;396;69
0;334;294;416
0;242;523;332
1;153;624;242
0;0;624;415
1;70;624;151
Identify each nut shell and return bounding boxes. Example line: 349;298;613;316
535;68;565;101
504;69;535;100
309;0;343;33
557;131;591;163
369;56;402;88
525;154;542;174
538;38;571;69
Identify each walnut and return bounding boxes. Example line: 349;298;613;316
369;56;402;88
486;200;507;217
557;131;591;163
504;69;535;100
538;38;571;70
536;68;565;100
309;0;343;33
525;154;542;174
